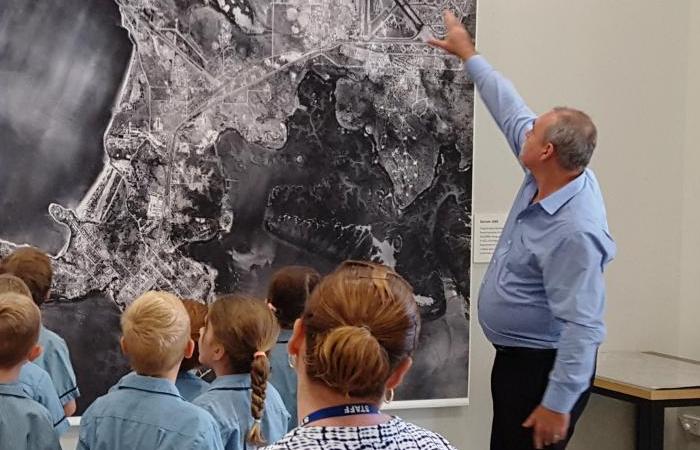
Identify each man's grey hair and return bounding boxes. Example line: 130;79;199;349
545;107;597;171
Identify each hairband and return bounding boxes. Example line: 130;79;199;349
253;351;267;359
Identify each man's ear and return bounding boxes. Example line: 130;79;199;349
27;344;42;362
385;357;413;391
541;142;556;161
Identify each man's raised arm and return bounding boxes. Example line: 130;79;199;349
430;11;536;158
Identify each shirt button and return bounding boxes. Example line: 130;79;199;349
507;239;512;245
517;219;522;224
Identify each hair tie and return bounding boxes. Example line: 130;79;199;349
254;351;267;359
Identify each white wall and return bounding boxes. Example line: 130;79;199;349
679;0;700;361
397;1;693;449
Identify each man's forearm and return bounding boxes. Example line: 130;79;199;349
542;322;602;413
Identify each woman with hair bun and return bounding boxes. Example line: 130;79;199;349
262;260;458;450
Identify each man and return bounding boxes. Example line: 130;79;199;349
430;12;616;450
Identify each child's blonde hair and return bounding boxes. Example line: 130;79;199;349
207;295;280;446
0;274;32;298
0;293;41;369
121;291;191;375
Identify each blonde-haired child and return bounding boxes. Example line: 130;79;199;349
0;292;61;449
0;273;69;435
78;291;223;450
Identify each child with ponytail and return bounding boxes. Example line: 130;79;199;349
194;295;290;449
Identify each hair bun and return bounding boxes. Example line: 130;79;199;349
310;325;391;398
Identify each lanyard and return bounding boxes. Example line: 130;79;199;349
301;403;380;426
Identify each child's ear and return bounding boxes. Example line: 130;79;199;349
213;343;226;362
184;338;195;359
120;337;128;357
27;344;42;362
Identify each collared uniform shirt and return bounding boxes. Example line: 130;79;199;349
269;329;297;430
78;374;223;450
176;370;210;402
35;325;80;405
19;361;69;435
467;55;617;413
110;370;209;402
261;417;457;450
193;373;290;450
0;383;62;450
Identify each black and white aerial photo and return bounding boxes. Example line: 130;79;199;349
0;0;476;410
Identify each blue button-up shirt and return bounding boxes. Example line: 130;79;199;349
193;373;290;450
78;373;224;450
269;329;297;430
110;370;210;402
0;383;62;450
176;370;210;402
35;325;80;405
19;361;69;435
468;55;616;413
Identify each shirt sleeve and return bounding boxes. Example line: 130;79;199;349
194;419;224;450
29;406;63;450
464;55;536;159
34;368;69;436
540;230;611;412
42;336;80;404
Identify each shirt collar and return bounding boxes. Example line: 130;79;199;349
0;382;29;399
177;370;201;381
118;374;182;398
211;373;251;390
538;170;586;215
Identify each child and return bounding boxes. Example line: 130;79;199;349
111;297;211;401
78;291;224;450
0;292;62;449
177;299;210;400
0;273;69;435
266;266;320;429
194;295;290;449
0;247;80;416
108;296;209;402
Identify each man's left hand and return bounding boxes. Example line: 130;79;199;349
522;405;570;449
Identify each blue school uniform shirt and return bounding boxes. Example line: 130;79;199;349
34;325;80;405
193;373;290;450
19;361;69;435
78;374;224;450
110;370;209;402
0;383;62;450
269;329;297;429
177;370;210;401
